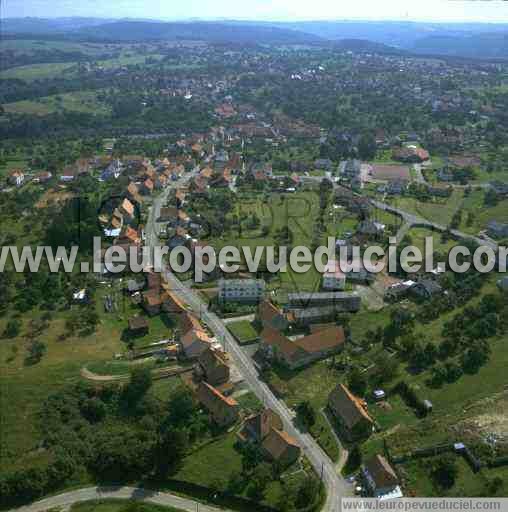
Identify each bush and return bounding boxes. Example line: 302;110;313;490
431;455;458;489
24;340;46;365
3;318;21;338
393;381;427;416
296;401;316;430
348;367;367;397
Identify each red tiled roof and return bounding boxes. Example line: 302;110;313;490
328;383;373;430
364;455;399;489
261;428;300;461
296;326;345;354
197;381;238;411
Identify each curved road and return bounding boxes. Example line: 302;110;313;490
146;177;351;512
370;198;499;250
9;486;226;512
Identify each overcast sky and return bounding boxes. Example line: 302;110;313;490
4;0;508;23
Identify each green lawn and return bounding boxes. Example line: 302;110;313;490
71;500;183;512
386;189;464;226
406;227;458;256
400;456;508;498
372;149;398;165
309;412;341;462
207;190;360;299
95;282;175;350
172;431;313;509
173;432;243;489
371;393;420;432
227;320;259;344
234;391;264;413
459;189;508;235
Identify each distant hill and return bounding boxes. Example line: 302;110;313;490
2;17;117;34
3;18;508;59
330;38;403;54
273;21;508;49
411;32;508;59
75;21;323;44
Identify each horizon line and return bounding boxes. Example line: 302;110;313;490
4;16;508;25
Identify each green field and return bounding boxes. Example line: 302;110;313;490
0;51;164;82
459;189;508;235
0;278;174;467
355;274;508;495
386;189;464;226
0;62;78;81
0;40;116;56
207;190;359;299
227;320;259;344
95;282;175;349
98;54;165;69
4;90;111;116
0;305;125;466
171;431;313;509
173;432;243;489
406;227;458;256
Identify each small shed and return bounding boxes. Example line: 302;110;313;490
72;288;89;304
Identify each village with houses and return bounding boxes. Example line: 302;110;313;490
1;25;508;512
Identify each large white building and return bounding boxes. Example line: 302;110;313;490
322;260;346;290
218;279;265;304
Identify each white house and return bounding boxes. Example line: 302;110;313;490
8;169;25;187
218;279;265;304
60;168;76;182
362;454;403;500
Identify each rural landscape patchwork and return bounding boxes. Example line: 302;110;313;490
1;3;508;512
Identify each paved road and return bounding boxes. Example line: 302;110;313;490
370;198;499;250
145;177;351;512
304;174;499;250
10;486;227;512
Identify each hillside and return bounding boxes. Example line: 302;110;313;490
3;18;508;58
274;20;508;49
76;21;323;44
2;17;117;33
412;32;508;59
330;38;403;54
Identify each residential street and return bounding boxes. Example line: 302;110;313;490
10;486;227;512
146;177;352;512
